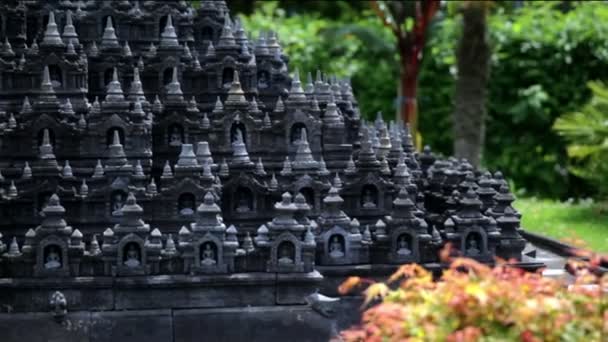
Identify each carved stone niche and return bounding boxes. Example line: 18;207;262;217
360;184;379;210
388;229;419;264
461;228;491;261
110;189;127;217
178;192;196;217
267;233;304;273
167;123;185;147
35;236;70;277
318;226;350;266
191;234;227;274
116;234;148;276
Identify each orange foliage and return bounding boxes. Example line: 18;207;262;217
340;255;608;341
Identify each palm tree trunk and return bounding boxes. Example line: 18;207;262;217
453;3;490;168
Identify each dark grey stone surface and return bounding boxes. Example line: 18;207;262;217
173;306;335;342
0;312;91;342
90;310;173;342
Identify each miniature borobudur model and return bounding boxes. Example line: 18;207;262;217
0;0;528;314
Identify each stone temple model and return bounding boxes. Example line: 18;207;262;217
0;1;533;339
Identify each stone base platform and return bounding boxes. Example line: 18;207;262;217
0;303;361;342
0;271;323;313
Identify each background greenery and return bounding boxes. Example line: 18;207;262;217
233;1;608;199
514;198;608;253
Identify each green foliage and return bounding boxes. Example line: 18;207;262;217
514;197;608;253
553;81;608;196
239;1;608;198
240;1;399;121
421;1;608;198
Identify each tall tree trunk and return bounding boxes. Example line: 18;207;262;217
453;3;490;168
397;38;419;134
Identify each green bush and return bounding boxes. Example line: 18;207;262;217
239;1;608;198
553;81;608;197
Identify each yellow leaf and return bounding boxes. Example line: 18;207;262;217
364;283;390;306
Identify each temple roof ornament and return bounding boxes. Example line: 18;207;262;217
39;66;57;101
160;15;179;48
225;70;247;105
41;12;64;47
101;16;119;49
63;10;79;45
106;130;128;166
231;127;252;165
287;69;306;102
165;67;184;102
218;13;237;48
293;128;318;170
104;68;125;103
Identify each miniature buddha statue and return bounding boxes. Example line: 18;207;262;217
169;127;182;146
44;247;61;269
112;193;124;216
362;189;376;209
179;197;195;216
278;245;294;265
232;127;243;144
258;72;268;89
466;238;480;256
397;236;412;256
124;244;141;268
236;195;250;213
201;244;216;266
329;236;344;258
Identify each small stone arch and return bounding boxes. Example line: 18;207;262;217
395;233;414;256
178;192;196;216
257;70;270;89
277;240;296;265
230;121;246;145
36;236;69;276
361;184;379;209
327;234;346;259
110;189;127;217
269;233;303;271
199;241;219;266
222;67;234;88
106;127;125;146
464;231;485;257
168;123;184;146
194;234;224;269
234;186;253;213
122;241;143;268
48;65;63;89
389;228;419;263
42;244;63;270
290;122;307;145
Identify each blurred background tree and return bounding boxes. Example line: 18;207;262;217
452;1;491;168
224;0;608;200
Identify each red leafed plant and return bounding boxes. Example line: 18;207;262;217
339;247;608;341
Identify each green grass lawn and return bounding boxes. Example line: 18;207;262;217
513;198;608;253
